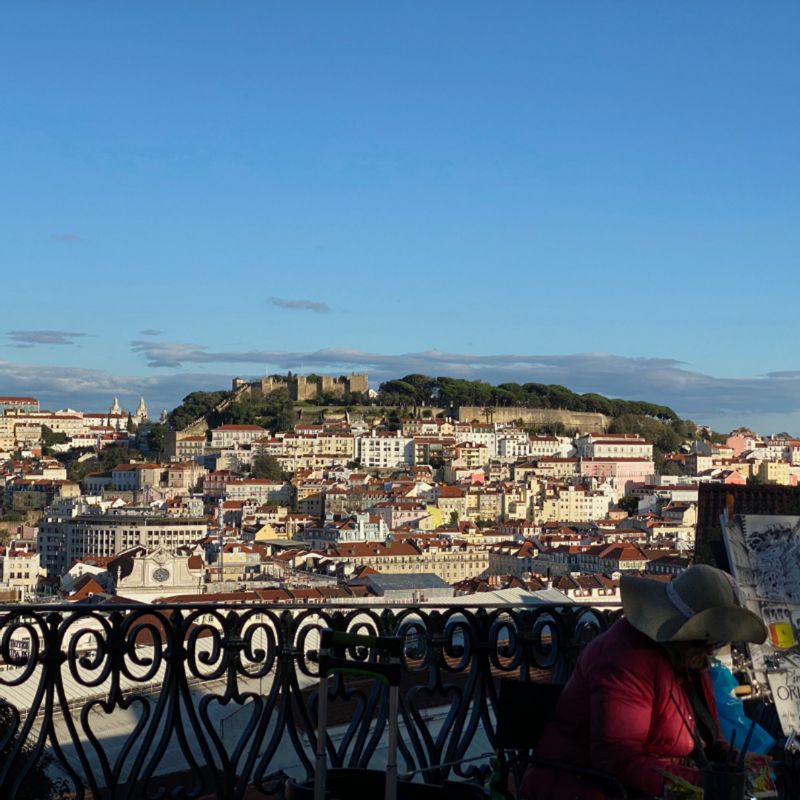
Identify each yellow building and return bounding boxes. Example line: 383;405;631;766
758;460;792;486
533;458;580;479
10;479;80;511
327;540;489;584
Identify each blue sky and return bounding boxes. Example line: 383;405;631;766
1;2;799;433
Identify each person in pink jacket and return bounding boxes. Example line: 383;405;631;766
520;564;767;799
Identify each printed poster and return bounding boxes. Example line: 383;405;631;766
723;513;800;735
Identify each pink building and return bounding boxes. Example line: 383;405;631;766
725;432;759;458
368;502;430;529
717;470;747;486
579;458;654;492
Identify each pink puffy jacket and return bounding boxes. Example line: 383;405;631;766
520;619;721;799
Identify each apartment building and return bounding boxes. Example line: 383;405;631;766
225;479;293;505
536;484;612;524
487;540;540;576
0;396;40;415
36;510;208;577
758;460;793;486
574;433;653;460
7;478;80;511
357;430;414;469
323;539;489;584
0;548;44;599
210;425;269;449
579;458;654;492
111;463;163;492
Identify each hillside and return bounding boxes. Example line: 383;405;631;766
166;374;696;469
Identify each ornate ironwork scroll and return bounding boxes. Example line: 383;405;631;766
0;601;617;799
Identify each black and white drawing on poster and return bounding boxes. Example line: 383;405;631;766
739;516;800;603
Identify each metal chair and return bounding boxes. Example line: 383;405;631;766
284;629;484;800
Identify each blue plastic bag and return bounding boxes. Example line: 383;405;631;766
709;660;775;754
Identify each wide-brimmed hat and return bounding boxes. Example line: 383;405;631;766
621;564;767;644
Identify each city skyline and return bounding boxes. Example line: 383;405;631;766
3;2;799;433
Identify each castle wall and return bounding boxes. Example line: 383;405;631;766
177;374;371;437
346;374;369;395
456;406;609;432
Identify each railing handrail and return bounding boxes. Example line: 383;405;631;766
0;599;622;612
0;600;620;799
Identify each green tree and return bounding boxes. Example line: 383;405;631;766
168;390;229;431
262;388;295;432
40;426;68;455
618;495;640;515
99;444;138;470
580;393;614;416
251;451;284;480
378;380;420;406
386;409;402;431
657;458;684;477
147;423;167;459
216;400;257;426
67;444;140;483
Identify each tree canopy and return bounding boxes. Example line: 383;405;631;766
210;389;295;433
41;426;68;455
376;374;678;420
65;444;140;482
250;451;285;481
146;423;167;458
168;391;229;431
168;387;295;433
163;375;684;443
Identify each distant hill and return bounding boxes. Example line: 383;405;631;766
166;375;695;470
168;373;682;432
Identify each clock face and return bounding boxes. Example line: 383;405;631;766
152;567;170;583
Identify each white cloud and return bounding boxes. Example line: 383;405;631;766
268;297;330;313
7;330;86;346
5;347;800;434
0;360;229;415
124;342;800;427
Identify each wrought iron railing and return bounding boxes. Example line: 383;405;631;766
0;601;618;799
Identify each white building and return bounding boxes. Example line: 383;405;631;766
225;479;293;505
210;425;269;449
357;430;414;469
497;435;532;460
574;433;653;460
537;485;612;524
36;509;208;578
455;425;498;455
0;548;44;600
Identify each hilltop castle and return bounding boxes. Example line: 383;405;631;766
231;373;369;403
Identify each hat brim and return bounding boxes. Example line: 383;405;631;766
621;575;767;644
